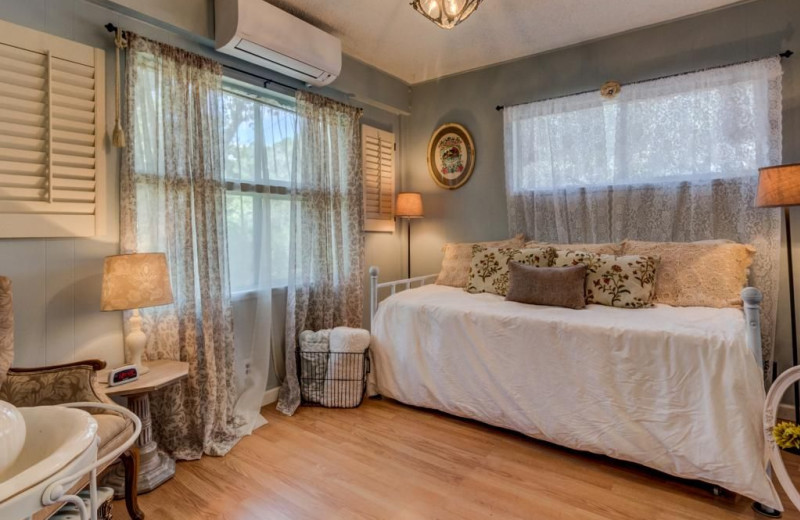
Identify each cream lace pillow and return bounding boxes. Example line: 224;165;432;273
585;254;659;308
436;235;524;287
526;241;622;256
466;245;556;296
621;240;755;308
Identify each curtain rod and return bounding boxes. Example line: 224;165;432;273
104;23;299;94
495;49;794;111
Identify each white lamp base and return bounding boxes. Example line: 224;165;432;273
125;309;150;375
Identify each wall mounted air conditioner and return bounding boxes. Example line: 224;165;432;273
215;0;342;87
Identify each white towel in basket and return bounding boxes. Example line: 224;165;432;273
320;327;370;407
299;329;330;404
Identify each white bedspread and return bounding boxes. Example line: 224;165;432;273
370;284;781;510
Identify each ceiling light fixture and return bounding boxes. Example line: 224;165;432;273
411;0;483;29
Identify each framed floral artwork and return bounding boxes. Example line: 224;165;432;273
427;123;475;190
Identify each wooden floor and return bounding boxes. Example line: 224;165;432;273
112;398;800;520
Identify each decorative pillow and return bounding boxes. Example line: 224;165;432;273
466;246;556;296
0;277;12;387
552;249;604;270
621;240;755;308
525;241;622;256
585;254;660;308
506;263;587;309
435;235;524;287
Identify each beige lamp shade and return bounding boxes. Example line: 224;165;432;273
101;253;174;311
756;164;800;208
396;192;424;218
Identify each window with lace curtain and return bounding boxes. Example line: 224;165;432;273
504;58;782;193
222;80;295;292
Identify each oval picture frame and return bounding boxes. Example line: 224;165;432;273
427;123;476;190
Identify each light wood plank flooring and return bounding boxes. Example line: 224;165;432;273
112;398;800;519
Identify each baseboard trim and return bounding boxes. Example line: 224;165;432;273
262;386;280;407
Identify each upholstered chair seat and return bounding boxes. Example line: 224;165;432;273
0;276;144;520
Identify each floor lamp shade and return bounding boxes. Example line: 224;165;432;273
396;192;424;218
101;253;173;376
757;164;800;207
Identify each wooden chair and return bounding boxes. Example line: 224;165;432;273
0;276;144;520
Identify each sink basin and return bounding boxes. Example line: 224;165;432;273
0;406;98;515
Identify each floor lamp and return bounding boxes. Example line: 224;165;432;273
757;164;800;424
396;192;424;278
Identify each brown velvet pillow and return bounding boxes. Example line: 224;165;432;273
505;262;586;309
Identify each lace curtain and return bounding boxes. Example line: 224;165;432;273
504;58;783;372
277;91;365;415
120;34;242;458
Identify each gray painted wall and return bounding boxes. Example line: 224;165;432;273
403;0;800;388
0;0;407;391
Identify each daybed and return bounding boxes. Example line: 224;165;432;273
367;267;782;511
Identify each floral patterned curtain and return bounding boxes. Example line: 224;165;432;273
120;34;242;458
277;91;364;415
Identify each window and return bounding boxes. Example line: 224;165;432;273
222;80;295;292
362;124;396;232
504;59;782;193
0;19;106;238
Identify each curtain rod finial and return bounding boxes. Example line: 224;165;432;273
105;23;117;33
496;105;504;111
780;50;794;59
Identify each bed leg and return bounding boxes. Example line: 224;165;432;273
752;502;782;518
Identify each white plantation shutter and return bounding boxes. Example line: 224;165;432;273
362;124;395;233
0;19;106;238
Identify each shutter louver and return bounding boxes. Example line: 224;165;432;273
362;124;395;233
0;19;105;238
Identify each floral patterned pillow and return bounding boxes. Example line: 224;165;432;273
466;246;556;296
585;254;660;308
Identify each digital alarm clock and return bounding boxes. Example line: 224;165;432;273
108;365;140;387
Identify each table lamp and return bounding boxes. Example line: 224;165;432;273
396;192;424;278
101;253;174;375
757;164;800;423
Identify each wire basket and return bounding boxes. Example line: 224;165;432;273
298;349;370;408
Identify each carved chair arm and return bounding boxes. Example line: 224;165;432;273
0;361;111;407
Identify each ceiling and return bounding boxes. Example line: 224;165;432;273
266;0;747;84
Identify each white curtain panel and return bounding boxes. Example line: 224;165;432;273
222;89;297;435
504;58;783;373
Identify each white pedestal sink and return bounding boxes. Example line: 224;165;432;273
0;406;98;520
0;402;141;520
0;401;25;475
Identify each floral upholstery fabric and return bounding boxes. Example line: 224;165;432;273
466;246;556;296
0;277;12;387
0;366;108;407
436;235;525;288
584;254;660;308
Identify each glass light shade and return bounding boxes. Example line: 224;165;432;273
396;192;424;218
411;0;483;29
756;164;800;207
101;253;174;311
